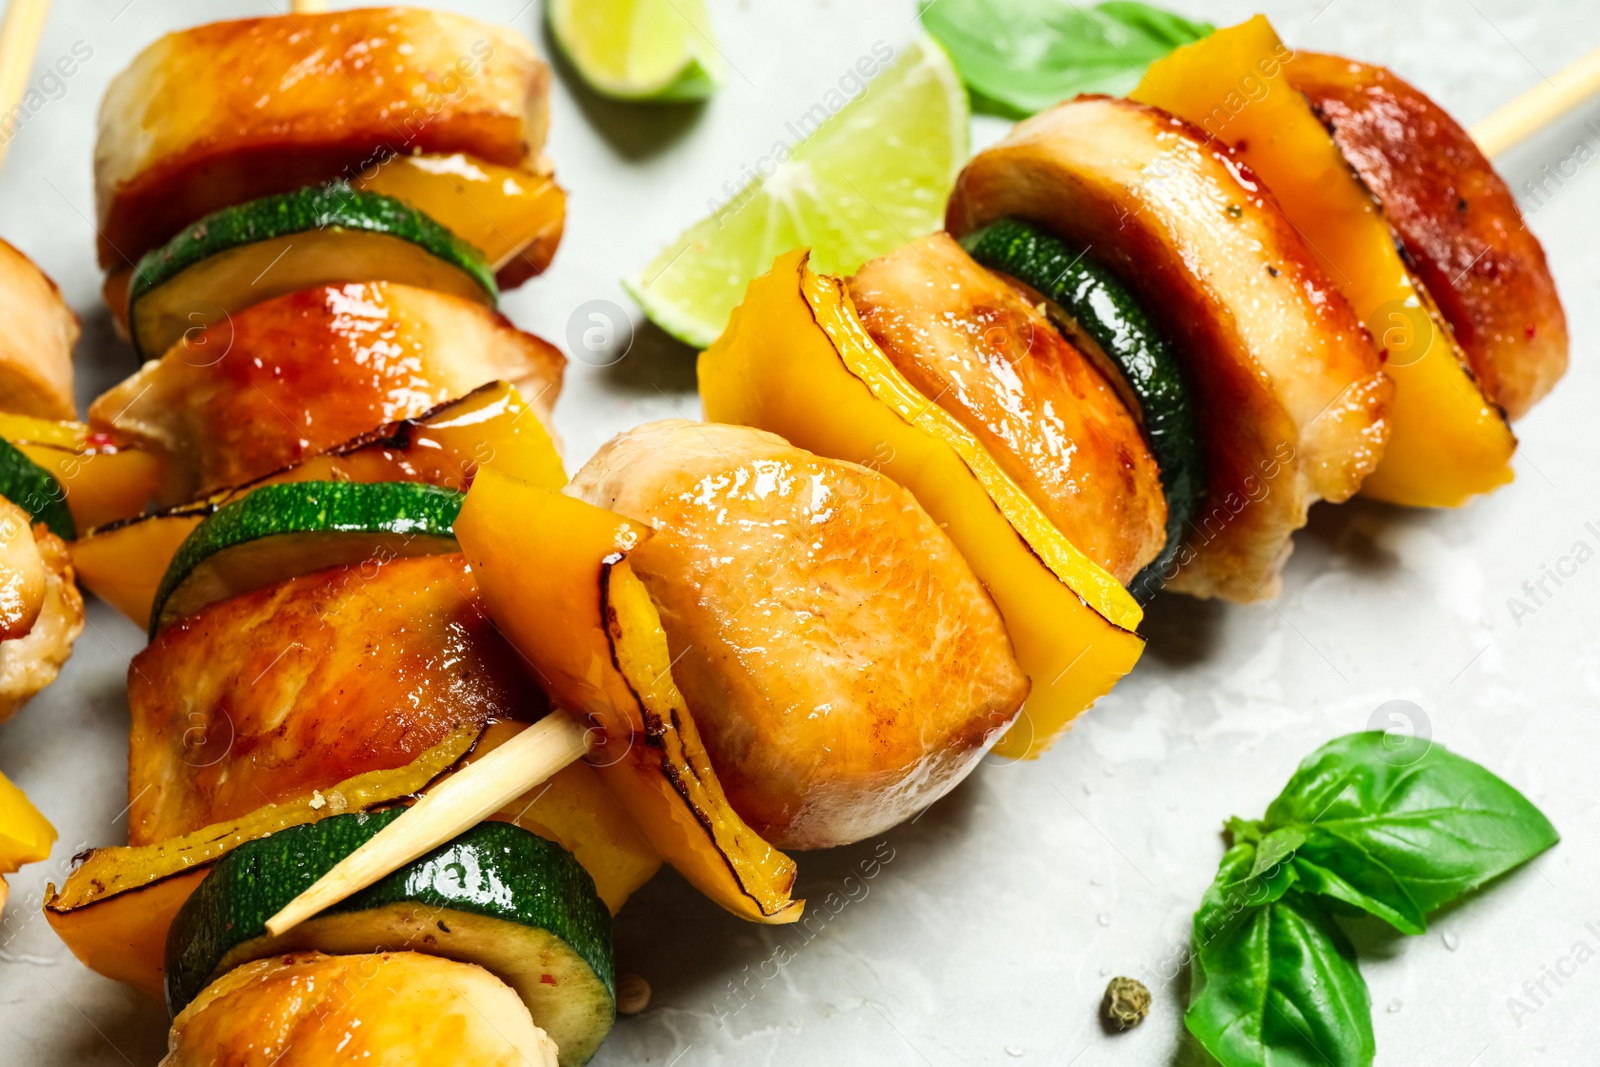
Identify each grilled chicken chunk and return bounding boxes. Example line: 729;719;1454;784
162;952;558;1067
127;554;545;845
0;504;83;722
0;240;76;421
90;282;563;504
1291;53;1568;421
850;233;1167;585
948;95;1391;601
0;500;44;642
96;7;551;268
569;421;1029;850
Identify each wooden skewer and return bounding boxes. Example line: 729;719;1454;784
266;713;593;937
1472;44;1600;157
289;0;328;14
0;0;53;172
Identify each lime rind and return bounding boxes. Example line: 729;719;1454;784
550;0;724;103
625;36;969;349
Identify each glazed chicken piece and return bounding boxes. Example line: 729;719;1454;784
90;282;564;504
1290;53;1568;421
127;554;545;845
0;239;76;421
95;7;551;269
569;421;1029;850
948;95;1390;601
162;951;558;1067
0;499;83;723
850;232;1167;585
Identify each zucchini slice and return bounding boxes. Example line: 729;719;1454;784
127;183;498;359
149;480;462;635
166;810;615;1066
962;217;1203;598
0;437;74;540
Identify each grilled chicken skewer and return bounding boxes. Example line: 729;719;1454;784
269;16;1573;983
41;12;1588;1067
38;9;594;1064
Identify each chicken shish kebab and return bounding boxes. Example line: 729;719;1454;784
0;241;93;911
97;6;564;355
29;14;1571;1067
46;404;1034;1063
704;17;1564;753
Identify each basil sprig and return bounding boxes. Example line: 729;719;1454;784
1187;731;1558;1067
919;0;1213;118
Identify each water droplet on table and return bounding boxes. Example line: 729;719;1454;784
1097;913;1111;927
1442;932;1460;951
1386;998;1403;1013
1005;1045;1025;1058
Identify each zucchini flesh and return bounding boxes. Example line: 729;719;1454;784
150;480;463;635
128;183;497;359
166;810;615;1067
962;218;1204;598
0;437;74;540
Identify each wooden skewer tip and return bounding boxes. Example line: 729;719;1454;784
265;713;593;938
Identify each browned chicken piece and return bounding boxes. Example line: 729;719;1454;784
569;421;1029;850
1291;53;1568;421
0;499;44;642
947;95;1391;602
95;7;551;268
127;554;545;845
89;282;564;505
162;952;559;1067
0;502;83;722
0;239;77;421
850;233;1167;585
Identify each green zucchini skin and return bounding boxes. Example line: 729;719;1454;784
961;217;1203;598
130;182;497;302
166;809;615;1065
0;438;75;540
149;480;464;636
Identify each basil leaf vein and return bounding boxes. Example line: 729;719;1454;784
1263;732;1559;920
1189;845;1373;1067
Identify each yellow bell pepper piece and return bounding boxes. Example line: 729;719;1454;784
0;770;55;875
1134;17;1514;507
699;249;1145;759
455;468;802;923
71;381;564;628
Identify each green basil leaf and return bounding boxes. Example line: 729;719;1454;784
1263;732;1559;917
1193;842;1296;950
1290;841;1426;937
1188;872;1374;1067
919;0;1213;118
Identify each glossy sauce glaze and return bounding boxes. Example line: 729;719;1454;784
162;951;558;1067
948;95;1391;600
127;554;546;845
90;282;563;504
849;232;1167;585
569;421;1029;850
0;516;82;722
1291;52;1568;421
95;7;551;267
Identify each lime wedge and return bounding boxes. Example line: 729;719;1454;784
548;0;724;102
625;36;968;348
